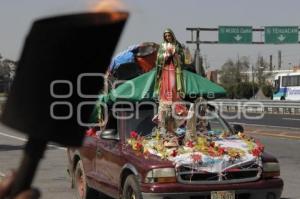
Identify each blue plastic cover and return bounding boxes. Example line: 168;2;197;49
109;44;139;71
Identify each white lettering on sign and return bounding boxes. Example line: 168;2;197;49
270;27;298;34
224;27;251;34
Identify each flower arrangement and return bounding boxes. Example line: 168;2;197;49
127;131;145;154
127;129;264;166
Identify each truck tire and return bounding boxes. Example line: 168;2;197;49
74;160;99;199
122;175;143;199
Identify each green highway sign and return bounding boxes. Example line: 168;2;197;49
218;26;252;44
265;26;299;44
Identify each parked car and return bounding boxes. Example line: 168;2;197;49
67;103;283;199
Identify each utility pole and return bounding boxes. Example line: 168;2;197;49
204;55;208;69
194;30;203;76
269;55;273;71
237;54;241;83
251;64;255;99
278;50;282;70
186;28;206;77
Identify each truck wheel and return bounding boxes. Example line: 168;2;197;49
74;160;99;199
122;175;143;199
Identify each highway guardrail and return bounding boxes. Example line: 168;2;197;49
212;99;300;115
1;97;300;115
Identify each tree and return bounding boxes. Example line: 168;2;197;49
219;59;236;86
219;57;249;86
0;53;17;92
255;56;272;86
236;82;259;99
261;83;274;98
219;57;252;98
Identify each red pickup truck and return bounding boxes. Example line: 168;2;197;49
67;106;283;199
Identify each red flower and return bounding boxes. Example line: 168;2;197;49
252;147;261;157
171;150;178;157
130;131;138;139
218;147;226;155
175;104;188;116
135;142;143;151
210;142;215;147
187;140;195;148
255;140;264;152
86;128;96;137
191;154;202;162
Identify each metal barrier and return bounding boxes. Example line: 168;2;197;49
1;96;300;115
212;99;300;115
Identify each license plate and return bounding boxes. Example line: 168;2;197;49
211;191;235;199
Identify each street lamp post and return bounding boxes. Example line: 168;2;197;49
251;64;255;99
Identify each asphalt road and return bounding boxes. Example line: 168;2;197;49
0;124;299;199
222;112;300;129
0;124;75;199
250;134;300;199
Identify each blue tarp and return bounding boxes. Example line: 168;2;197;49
109;44;139;71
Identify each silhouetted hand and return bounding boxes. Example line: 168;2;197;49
0;171;40;199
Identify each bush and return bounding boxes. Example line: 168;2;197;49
261;84;274;97
223;82;258;99
224;85;236;99
236;82;259;99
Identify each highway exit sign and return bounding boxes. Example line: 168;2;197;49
218;26;252;44
265;26;299;44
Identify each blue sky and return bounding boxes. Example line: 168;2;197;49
1;0;300;69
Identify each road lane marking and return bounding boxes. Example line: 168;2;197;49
229;122;300;131
229;123;300;140
282;117;300;121
246;131;300;140
0;131;26;142
0;171;5;177
0;131;66;150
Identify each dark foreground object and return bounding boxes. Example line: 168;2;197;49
1;12;128;198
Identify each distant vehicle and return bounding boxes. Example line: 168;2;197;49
273;71;300;100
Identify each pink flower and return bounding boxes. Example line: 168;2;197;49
191;154;202;162
130;131;138;139
86;128;96;137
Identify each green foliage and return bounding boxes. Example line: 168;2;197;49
255;56;272;86
0;53;17;92
219;57;249;86
261;83;274;97
224;84;236;99
219;55;274;99
223;82;258;99
219;57;258;99
236;82;259;99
